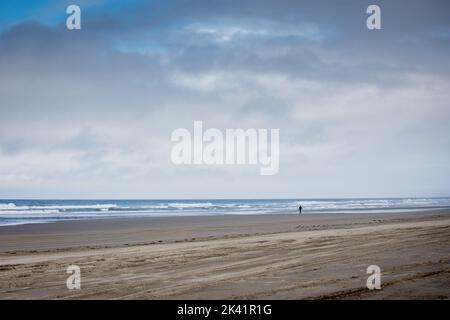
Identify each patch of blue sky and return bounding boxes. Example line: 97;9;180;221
0;0;150;31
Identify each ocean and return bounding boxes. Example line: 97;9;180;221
0;198;449;227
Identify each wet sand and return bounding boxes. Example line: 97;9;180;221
0;210;449;299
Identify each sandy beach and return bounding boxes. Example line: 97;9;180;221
0;210;449;299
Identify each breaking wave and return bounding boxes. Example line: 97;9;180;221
1;198;449;226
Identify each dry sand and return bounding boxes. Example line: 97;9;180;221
0;210;449;299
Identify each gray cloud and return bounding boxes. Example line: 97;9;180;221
0;0;449;198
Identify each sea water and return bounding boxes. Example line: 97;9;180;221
0;198;450;226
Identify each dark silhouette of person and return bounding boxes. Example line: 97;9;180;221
298;205;302;214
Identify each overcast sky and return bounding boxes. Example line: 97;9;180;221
0;0;449;199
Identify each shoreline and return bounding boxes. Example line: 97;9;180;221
2;205;450;228
1;210;448;252
2;197;450;229
1;209;449;299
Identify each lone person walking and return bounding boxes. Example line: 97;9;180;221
298;204;302;214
